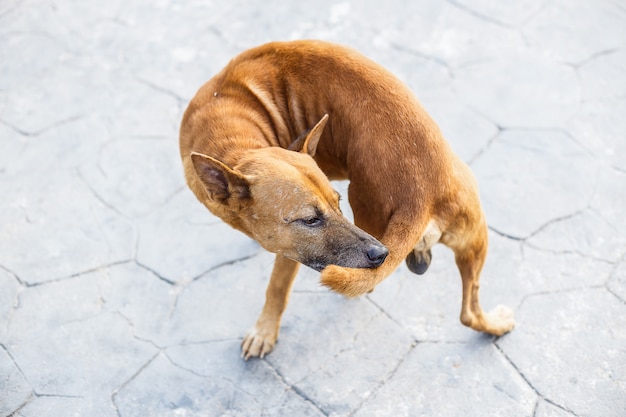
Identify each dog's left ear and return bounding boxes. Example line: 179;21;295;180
288;114;329;157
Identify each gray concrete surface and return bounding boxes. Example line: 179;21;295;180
1;0;625;416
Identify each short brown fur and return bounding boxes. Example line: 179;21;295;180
180;40;515;359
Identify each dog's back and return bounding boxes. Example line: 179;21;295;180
181;41;459;239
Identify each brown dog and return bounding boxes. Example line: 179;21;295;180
180;40;515;359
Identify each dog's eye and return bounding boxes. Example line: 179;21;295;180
301;217;323;227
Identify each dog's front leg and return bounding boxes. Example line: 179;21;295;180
242;254;300;359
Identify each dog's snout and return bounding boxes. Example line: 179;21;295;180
366;245;388;267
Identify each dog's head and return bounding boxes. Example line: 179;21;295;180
190;115;388;271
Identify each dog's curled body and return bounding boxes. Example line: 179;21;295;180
180;40;515;359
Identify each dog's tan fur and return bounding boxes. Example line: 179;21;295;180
180;40;515;359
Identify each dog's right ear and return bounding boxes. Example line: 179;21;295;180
288;114;329;157
190;152;250;203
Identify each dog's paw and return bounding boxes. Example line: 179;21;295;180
320;265;374;297
241;326;277;360
485;304;516;336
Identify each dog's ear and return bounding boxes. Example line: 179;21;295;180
190;152;250;203
288;114;329;157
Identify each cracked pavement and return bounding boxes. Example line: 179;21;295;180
1;0;625;416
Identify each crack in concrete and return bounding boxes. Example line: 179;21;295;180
492;379;522;403
347;340;418;417
20;259;135;288
606;285;626;305
470;123;599;173
449;101;506;153
588;205;620;234
6;398;33;417
161;349;206;379
6;391;92;417
563;129;606;164
0;114;84;138
73;167;140;264
517;1;559;49
531;398;540;417
206;25;248;54
515;285;607;317
55;309;109;330
521;1;551;27
76;167;129;220
277;307;418;416
388;41;455;79
467;129;503;166
352;309;386;342
612;164;626;175
364;295;406;335
110;351;161;417
606;252;626;304
133;238;261;299
211;352;323;415
133;75;187;105
133;260;176;286
150;185;187;216
131;222;140;262
0;265;24;336
191;249;262;282
164;282;186;321
88;138;124;182
416;339;471;345
132;259;193;321
172;337;241;346
263;359;330;417
447;0;514;28
523;242;617;265
113;310;163;352
161;338;242;358
33;393;85;399
449;0;552;31
161;347;279;414
480;160;595;255
325;309;388;360
1;342;34;416
493;343;581;417
0;27;70;56
504;126;594;156
489;208;585;245
218;372;267;414
489;225;526;242
523;210;584;240
166;287;187;321
570;47;622;69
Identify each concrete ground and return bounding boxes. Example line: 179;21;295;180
1;0;625;416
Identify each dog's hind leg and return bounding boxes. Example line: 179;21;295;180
242;254;299;359
448;217;515;336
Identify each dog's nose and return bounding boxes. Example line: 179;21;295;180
366;245;388;267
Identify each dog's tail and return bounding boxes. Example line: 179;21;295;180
320;214;429;297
